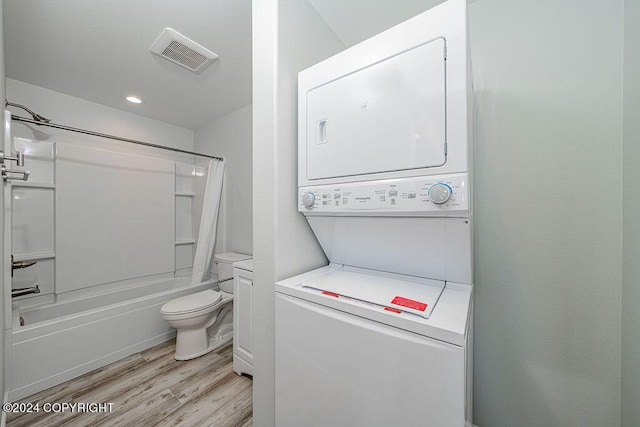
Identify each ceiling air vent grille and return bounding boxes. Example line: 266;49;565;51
162;41;208;70
150;28;218;74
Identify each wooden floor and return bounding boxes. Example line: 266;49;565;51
6;340;253;427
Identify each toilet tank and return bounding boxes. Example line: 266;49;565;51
214;252;252;282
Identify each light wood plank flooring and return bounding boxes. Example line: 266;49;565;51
6;340;253;427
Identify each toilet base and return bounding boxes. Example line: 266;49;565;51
172;301;234;360
174;330;233;360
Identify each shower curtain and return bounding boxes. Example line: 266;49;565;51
191;159;226;284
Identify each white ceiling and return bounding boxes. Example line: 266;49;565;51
308;0;445;47
4;0;252;130
4;0;447;131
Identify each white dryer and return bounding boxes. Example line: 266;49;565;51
275;0;473;425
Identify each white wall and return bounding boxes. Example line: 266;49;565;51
252;0;344;424
5;80;196;301
6;79;194;152
253;1;628;426
469;1;623;425
194;104;253;258
622;0;640;424
0;0;7;410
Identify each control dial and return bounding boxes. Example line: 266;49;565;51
302;192;316;208
428;183;453;204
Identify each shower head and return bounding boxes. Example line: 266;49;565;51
5;99;51;123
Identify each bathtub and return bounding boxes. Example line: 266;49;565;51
10;276;217;400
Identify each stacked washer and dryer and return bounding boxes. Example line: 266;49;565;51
275;0;473;425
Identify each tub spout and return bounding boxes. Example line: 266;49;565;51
12;285;40;298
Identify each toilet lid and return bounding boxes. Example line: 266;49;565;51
160;289;222;315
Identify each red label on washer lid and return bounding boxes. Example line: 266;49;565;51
322;291;340;298
384;307;402;314
391;296;427;312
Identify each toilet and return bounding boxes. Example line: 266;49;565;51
161;252;252;360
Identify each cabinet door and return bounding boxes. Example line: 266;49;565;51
233;272;253;364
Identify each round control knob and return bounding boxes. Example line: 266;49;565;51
302;192;316;208
428;183;453;204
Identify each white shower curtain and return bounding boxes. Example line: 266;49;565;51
191;159;226;284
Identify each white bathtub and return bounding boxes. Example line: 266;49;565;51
10;276;217;400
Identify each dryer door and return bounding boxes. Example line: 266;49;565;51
305;38;447;180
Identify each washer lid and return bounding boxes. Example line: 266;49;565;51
160;289;222;315
301;269;444;319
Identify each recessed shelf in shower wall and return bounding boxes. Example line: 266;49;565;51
12;137;55;184
11;182;56;189
12;252;55;262
175;162;195;195
175;239;196;245
12;187;54;257
176;244;194;270
174;161;199;274
10;137;56;302
12;258;55;299
175;195;194;243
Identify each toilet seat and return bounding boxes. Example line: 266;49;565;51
160;289;222;316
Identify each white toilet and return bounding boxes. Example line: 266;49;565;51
161;252;252;360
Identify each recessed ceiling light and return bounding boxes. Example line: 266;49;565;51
126;96;143;104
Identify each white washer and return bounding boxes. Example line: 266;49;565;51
276;0;473;425
276;265;472;426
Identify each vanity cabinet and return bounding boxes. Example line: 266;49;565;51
233;260;254;376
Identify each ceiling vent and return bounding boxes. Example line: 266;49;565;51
150;28;218;74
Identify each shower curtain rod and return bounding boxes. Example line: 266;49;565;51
10;115;224;161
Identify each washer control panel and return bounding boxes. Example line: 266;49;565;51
299;173;469;215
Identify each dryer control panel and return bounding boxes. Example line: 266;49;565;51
299;173;469;216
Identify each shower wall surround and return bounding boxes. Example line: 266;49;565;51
7;79;204;304
11;135;204;303
55;144;175;292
